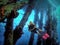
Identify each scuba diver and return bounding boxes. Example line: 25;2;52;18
28;21;50;40
28;21;43;34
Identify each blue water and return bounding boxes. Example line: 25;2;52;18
0;9;60;45
15;9;37;45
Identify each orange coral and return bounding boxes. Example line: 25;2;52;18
1;6;5;16
0;6;5;18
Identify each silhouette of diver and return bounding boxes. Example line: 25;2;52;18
28;21;42;33
28;21;50;40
